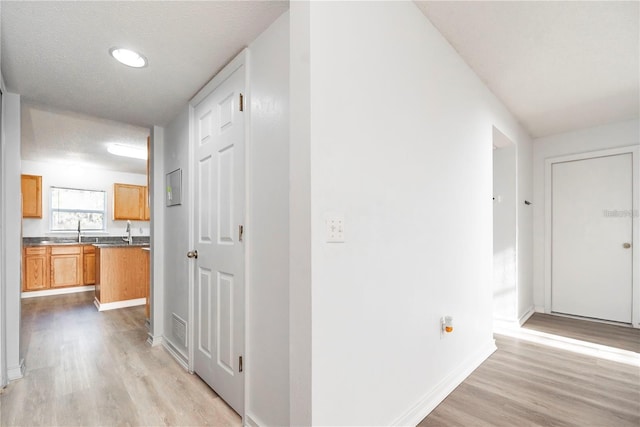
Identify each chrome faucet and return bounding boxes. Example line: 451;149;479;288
123;220;133;245
77;220;82;243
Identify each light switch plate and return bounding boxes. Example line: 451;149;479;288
326;215;345;243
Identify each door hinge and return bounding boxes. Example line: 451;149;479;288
239;225;244;242
239;93;244;112
239;355;243;372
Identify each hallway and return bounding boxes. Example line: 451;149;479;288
0;293;240;426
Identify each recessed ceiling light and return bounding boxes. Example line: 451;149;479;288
109;47;148;68
107;144;147;160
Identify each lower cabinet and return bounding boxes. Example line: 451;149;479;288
83;246;96;285
95;246;148;306
23;247;49;291
50;246;82;288
23;244;96;292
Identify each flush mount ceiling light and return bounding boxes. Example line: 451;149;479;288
109;47;148;68
107;143;147;160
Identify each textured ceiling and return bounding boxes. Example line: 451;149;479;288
2;1;637;173
416;1;639;138
21;102;150;174
1;1;288;128
1;0;287;174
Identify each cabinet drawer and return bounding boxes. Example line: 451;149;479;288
25;246;47;255
83;245;96;254
50;246;81;255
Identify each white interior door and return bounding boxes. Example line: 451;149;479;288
551;153;633;323
193;65;245;414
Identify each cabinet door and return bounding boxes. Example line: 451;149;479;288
51;247;82;288
143;186;150;221
24;252;49;291
83;253;96;285
21;175;42;218
114;183;144;220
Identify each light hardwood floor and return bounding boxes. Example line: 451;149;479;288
0;292;241;427
420;315;640;427
4;294;639;426
523;313;640;353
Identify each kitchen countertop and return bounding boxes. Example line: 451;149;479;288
23;236;150;247
93;243;150;248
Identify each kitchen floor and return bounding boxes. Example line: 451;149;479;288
0;292;241;426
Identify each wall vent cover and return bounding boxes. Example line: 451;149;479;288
172;313;188;348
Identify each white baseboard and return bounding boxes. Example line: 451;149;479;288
21;286;95;299
244;414;263;427
93;297;146;311
518;306;536;326
7;359;25;381
162;337;189;371
146;333;164;347
391;340;497;426
493;306;536;330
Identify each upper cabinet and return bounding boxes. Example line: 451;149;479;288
21;174;42;218
113;183;148;221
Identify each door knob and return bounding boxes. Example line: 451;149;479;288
187;250;198;259
623;243;632;249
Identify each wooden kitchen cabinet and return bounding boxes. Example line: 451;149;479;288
95;246;148;305
21;174;42;218
83;245;96;285
143;186;150;221
114;183;148;221
50;245;82;288
23;244;97;292
23;246;49;291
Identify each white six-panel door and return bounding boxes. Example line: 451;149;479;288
193;64;245;414
551;153;633;323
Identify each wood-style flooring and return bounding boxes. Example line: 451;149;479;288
523;312;640;353
420;314;640;427
0;292;240;427
3;294;639;426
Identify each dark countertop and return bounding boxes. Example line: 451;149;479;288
23;236;150;247
93;243;150;248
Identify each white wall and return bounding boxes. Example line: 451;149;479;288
149;125;165;344
517;126;534;320
289;2;312;425
492;126;534;325
301;2;533;424
493;144;517;321
2;92;23;381
532;119;640;309
21;160;149;238
246;11;290;427
0;0;5;386
160;108;189;356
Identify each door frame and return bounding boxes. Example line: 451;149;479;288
186;49;251;415
544;145;640;327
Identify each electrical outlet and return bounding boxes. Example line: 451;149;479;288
326;216;345;243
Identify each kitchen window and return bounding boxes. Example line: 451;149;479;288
50;187;106;231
